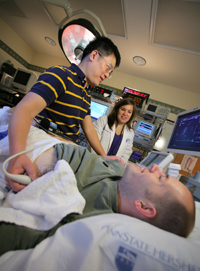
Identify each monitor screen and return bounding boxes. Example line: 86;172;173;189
12;68;37;93
121;87;150;104
166;106;200;156
134;119;157;139
146;103;157;113
90;98;112;120
13;70;31;85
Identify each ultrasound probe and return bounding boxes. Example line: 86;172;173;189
3;142;52;185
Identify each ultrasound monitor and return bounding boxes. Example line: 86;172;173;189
166;106;200;157
134;119;157;139
90;98;113;121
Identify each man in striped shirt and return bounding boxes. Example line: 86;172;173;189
6;37;124;192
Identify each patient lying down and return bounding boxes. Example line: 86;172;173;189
4;141;195;240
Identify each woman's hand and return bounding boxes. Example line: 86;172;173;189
104;155;125;166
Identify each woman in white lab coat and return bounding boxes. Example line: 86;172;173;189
88;98;136;163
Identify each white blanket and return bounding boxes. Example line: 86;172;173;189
0;159;85;231
0;106;12;133
1;211;200;271
0;106;85;231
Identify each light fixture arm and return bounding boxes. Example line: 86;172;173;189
40;0;107;37
63;0;73;18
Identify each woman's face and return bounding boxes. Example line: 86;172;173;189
117;104;133;125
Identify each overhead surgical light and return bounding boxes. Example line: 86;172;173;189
58;18;101;64
40;0;107;65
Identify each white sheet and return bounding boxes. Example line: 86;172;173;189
0;206;200;271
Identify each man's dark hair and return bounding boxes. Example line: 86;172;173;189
81;37;121;67
145;189;195;237
108;98;136;130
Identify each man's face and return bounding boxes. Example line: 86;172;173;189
122;163;193;213
87;50;116;86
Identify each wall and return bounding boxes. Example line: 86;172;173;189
31;52;68;69
1;17;200;122
0;18;34;70
0;18;68;78
107;72;200;113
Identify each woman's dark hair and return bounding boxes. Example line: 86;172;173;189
108;98;136;130
81;37;121;67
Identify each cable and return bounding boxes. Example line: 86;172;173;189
3;142;51;185
33;118;76;143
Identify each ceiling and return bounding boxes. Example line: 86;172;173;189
0;0;200;95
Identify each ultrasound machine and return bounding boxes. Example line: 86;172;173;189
131;106;200;200
165;106;200;201
128;118;175;170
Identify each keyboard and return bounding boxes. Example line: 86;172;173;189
133;142;150;152
128;157;139;164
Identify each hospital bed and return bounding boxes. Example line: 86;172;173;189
0;106;200;271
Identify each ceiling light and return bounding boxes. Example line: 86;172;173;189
133;56;146;66
45;37;56;46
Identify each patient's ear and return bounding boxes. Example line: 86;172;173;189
134;200;157;218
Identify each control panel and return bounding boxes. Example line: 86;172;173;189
133;133;153;149
145;102;171;119
87;85;114;101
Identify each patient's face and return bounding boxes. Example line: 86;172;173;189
122;163;194;216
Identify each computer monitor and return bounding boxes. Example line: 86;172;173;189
121;87;150;104
12;68;37;93
134;119;157;139
166;106;200;157
90;98;113;121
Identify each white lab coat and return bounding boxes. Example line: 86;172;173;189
88;115;134;163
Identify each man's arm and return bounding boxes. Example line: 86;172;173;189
81;115;106;156
6;92;47;192
81;115;125;166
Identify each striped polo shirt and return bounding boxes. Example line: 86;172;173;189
30;64;91;142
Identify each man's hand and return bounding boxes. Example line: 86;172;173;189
5;154;38;192
104;155;125;167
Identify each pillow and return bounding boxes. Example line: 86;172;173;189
0;210;200;271
187;201;200;245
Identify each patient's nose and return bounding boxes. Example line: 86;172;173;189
150;164;162;173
